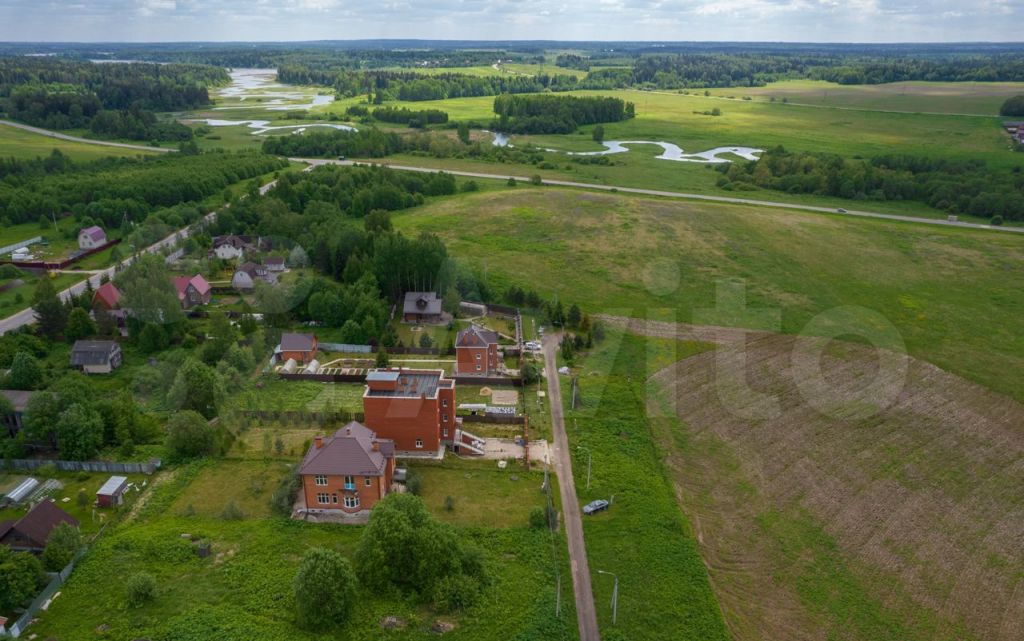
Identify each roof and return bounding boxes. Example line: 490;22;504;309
456;324;499;348
1;389;34;412
70;340;119;366
2;500;78;548
212;234;255;250
298;421;394;477
173;274;211;299
79;225;106;242
280;332;316;352
364;369;445;398
97;475;128;496
366;370;400;383
236;262;260;277
403;291;442;316
265;256;285;265
93;282;121;309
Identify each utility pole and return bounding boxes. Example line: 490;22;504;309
577;445;591;490
597;570;619;625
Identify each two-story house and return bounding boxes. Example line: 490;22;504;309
455;324;500;375
297;422;396;514
77;226;107;250
172;274;212;309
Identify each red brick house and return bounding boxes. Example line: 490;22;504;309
92;282;122;311
298;422;396;514
456;324;500;375
279;332;318;364
0;501;79;553
172;274;211;309
362;368;457;454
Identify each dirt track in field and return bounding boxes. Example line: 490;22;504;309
603;316;1024;641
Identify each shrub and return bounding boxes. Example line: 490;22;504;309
294;547;357;629
42;522;83;571
443;495;455;512
405;469;423;496
433;573;481;613
529;506;548;529
992;214;1005;226
220;500;245;521
126;572;157;607
270;470;301;516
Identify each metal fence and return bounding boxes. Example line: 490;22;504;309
319;342;373;353
0;236;42;257
6;545;89;638
1;458;160;475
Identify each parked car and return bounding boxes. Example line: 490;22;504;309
837;208;847;213
582;499;609;515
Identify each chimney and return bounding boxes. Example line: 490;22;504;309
346;426;352;436
314;435;323;449
372;441;380;452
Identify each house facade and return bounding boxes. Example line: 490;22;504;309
402;291;443;323
78;226;107;250
362;368;457;454
232;262;274;292
210;234;257;260
298;422;396;515
70;340;123;374
0;390;34;437
0;501;79;553
456;325;500;375
279;332;318;364
172;274;212;309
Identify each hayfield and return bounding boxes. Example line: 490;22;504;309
394;188;1024;404
615;317;1024;641
0;122;161;161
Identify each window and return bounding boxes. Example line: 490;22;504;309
476;364;481;371
364;477;372;486
442;399;448;408
443;427;448;438
343;475;355;490
475;353;481;360
415;438;424;448
314;475;327;486
344;495;360;509
316;493;329;504
332;494;338;504
442;414;449;422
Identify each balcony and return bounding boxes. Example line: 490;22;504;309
343;483;356;491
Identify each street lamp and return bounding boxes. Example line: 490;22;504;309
577;445;591;490
596;570;619;625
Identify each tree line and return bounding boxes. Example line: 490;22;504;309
493;93;635;134
370;105;449;127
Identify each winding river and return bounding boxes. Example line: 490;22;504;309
491;132;762;164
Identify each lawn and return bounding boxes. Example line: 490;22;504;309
0;122;161;161
170;459;293;519
29;458;578;641
394;187;1024;405
0;272;81;319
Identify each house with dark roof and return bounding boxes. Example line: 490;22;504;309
210;234;257;260
278;332;318;364
78;225;107;250
402;291;443;323
1;390;34;436
172;274;211;309
71;340;122;374
92;282;122;311
265;256;286;273
231;262;275;292
456;324;501;375
298;422;396;515
0;500;79;552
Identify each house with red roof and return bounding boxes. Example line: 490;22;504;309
298;422;396;515
78;225;107;250
172;274;211;309
0;500;79;553
91;282;122;312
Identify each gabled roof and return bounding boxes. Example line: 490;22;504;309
70;340;119;365
403;291;442;315
456;324;499;348
93;282;121;309
79;225;106;242
1;390;34;412
173;274;211;299
298;421;394;477
1;500;78;549
280;332;316;352
265;256;285;265
212;234;255;250
236;262;260;277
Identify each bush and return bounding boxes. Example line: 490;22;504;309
42;522;83;571
529;505;548;529
433;573;481;613
443;495;455;512
166;410;219;462
992;214;1005;226
220;500;245;521
126;572;156;607
405;469;423;496
270;470;301;516
294;547;357;629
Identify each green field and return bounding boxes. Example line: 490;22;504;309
704;79;1024;115
394;187;1024;404
0;123;160;161
29;458;577;641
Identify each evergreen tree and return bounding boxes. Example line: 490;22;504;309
32;276;68;339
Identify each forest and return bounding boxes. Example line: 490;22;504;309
0;57;226;140
492;93;635;134
370;106;449;127
721;147;1024;222
0;150;286;227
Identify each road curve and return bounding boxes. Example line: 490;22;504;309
0;119;174;154
543;334;601;641
293;157;1024;235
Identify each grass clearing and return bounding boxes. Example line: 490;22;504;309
409;460;548;529
394;187;1024;404
0;123;161;161
169;459;292;519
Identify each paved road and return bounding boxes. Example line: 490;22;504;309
0;177;281;335
543;334;601;641
0;119;175;153
293;157;1024;235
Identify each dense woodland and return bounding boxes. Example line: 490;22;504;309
493;93;635;134
721;147;1024;221
0;57;225;141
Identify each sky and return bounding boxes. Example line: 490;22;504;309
0;0;1022;43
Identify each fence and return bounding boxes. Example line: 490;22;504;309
0;236;42;257
278;372;367;383
6;544;89;638
0;238;121;271
461;413;526;425
320;342;373;353
233;409;365;424
1;458;160;475
452;375;523;387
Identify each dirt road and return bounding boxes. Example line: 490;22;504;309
0;119;175;153
543;334;601;641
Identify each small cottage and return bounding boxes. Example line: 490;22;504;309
70;340;123;374
96;476;129;508
78;225;107;250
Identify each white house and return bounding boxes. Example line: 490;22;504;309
78;226;107;250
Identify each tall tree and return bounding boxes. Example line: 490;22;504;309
166;359;225;419
32;276;68;339
65;307;97;342
165;410;218;461
56;403;104;460
8;351;43;390
0;546;44;611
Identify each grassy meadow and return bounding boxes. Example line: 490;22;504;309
394;187;1024;404
0;123;161;161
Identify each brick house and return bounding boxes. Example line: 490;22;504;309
279;332;318;364
78;225;107;250
0;501;79;553
298;422;396;514
362;368;457;454
456;324;500;375
402;291;443;323
172;274;211;309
